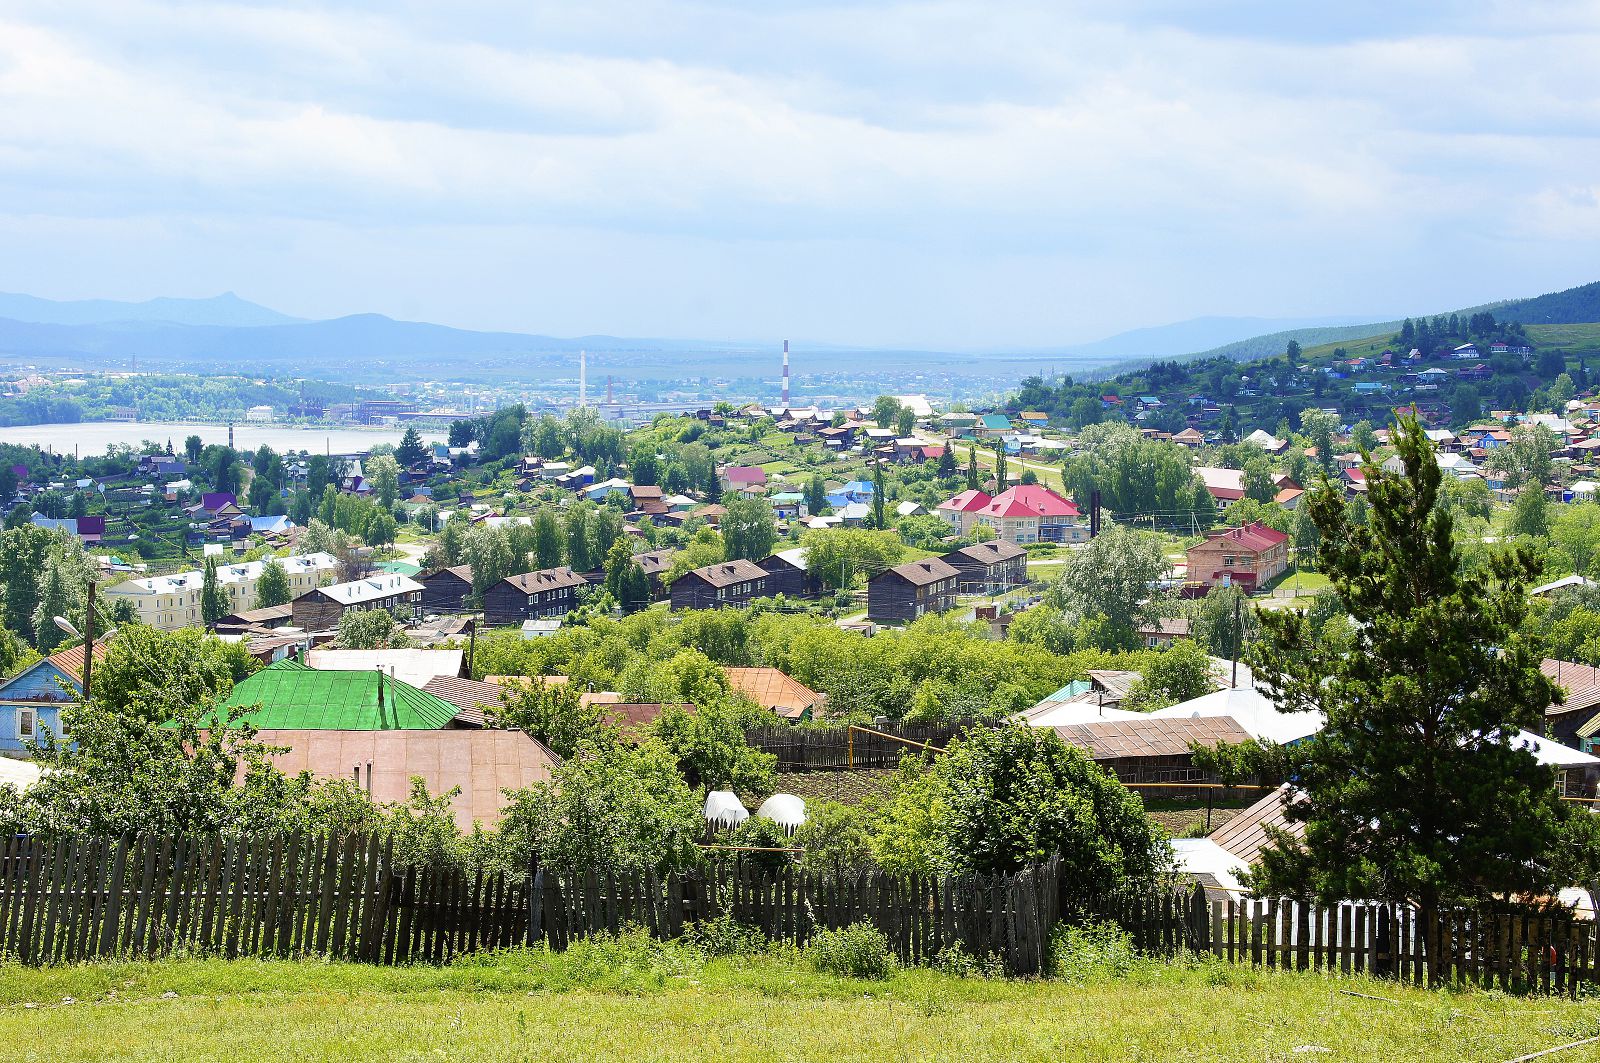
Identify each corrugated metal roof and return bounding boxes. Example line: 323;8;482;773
255;728;559;829
1208;786;1301;864
421;676;507;727
219;659;457;730
724;667;822;718
1054;716;1252;759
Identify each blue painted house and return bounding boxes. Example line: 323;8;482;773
0;644;98;755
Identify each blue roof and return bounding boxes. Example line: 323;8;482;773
1043;679;1092;701
842;480;874;494
980;414;1012;429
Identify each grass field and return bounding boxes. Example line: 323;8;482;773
0;943;1588;1062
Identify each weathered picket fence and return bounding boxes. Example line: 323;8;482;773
0;833;1059;975
1;831;1593;993
535;857;1060;974
1082;887;1600;995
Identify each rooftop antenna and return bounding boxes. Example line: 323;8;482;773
782;340;790;408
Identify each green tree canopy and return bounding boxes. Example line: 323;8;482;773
396;427;427;468
255;560;292;608
1250;417;1565;982
1123;638;1215;711
722;497;777;561
91;626;259;721
799;528;905;591
493;741;702;878
872;726;1172;890
1049;524;1169;651
333;610;411;649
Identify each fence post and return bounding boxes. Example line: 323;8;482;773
525;854;543;947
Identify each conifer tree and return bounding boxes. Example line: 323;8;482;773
1251;417;1564;982
871;461;886;529
200;557;231;626
31;560;72;654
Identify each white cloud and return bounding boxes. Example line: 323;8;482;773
1;1;1598;345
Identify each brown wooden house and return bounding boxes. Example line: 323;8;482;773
669;559;769;610
483;567;587;627
1051;716;1253;792
419;564;473;614
757;548;820;600
290;574;425;631
940;540;1027;594
867;557;959;624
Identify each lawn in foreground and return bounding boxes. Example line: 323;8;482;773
0;939;1591;1062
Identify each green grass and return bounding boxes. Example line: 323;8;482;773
1264;570;1330;597
0;944;1585;1062
1528;322;1600;356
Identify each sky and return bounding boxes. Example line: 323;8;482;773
3;1;1600;349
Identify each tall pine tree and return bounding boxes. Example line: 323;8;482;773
200;557;231;626
1251;417;1564;982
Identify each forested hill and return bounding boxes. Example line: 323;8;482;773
1005;278;1600;437
1086;279;1600;382
1495;280;1600;325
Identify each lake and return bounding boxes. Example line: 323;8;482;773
0;421;448;457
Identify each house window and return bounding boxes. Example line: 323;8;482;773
1222;555;1236;567
17;708;34;740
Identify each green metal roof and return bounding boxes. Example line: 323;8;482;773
216;658;457;730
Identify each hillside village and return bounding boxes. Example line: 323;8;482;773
5;346;1600;904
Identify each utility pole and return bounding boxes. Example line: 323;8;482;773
83;580;96;701
1230;592;1242;689
1089;489;1101;538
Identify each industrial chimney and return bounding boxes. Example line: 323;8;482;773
782;339;790;409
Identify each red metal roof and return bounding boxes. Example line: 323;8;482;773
1206;521;1289;553
974;485;1080;519
937;489;992;513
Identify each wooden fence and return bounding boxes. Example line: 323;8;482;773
745;720;991;770
0;830;1593;993
0;832;1058;975
534;857;1060;974
1082;887;1600;995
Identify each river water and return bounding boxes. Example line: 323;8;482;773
0;421;447;457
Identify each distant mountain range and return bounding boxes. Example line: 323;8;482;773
0;291;302;328
2;281;1594;387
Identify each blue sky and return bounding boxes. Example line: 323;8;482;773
3;1;1599;349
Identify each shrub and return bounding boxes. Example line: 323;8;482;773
1051;920;1138;983
542;927;701;991
808;921;896;980
684;915;768;958
930;941;1003;979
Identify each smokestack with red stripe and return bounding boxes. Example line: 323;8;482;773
782;339;790;408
